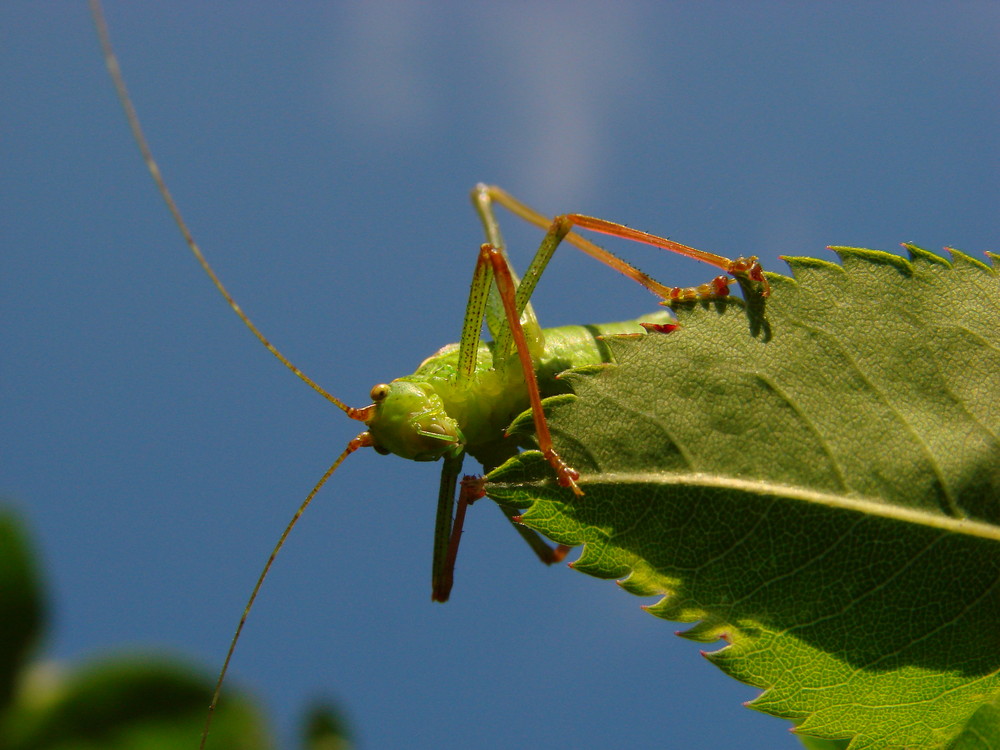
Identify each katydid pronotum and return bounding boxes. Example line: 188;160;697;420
91;2;769;746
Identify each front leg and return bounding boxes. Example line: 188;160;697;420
431;453;465;602
480;244;583;496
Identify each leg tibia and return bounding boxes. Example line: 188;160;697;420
472;184;770;302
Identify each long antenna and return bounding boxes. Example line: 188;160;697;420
199;433;372;749
90;0;367;421
89;2;381;746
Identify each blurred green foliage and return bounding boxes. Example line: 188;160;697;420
0;509;350;750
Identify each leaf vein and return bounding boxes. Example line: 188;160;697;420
791;319;963;519
583;473;1000;542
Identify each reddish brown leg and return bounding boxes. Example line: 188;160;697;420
473;185;769;301
564;213;770;297
481;243;583;496
550;544;572;562
432;476;487;602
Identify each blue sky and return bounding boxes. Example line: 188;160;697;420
3;3;997;748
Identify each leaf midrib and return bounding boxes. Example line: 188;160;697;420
497;468;1000;542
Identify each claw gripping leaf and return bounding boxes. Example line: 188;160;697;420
487;246;1000;750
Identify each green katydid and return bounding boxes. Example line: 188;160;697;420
91;2;770;746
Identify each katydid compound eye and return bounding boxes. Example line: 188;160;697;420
370;383;390;402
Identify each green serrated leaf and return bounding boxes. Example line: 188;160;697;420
487;246;1000;750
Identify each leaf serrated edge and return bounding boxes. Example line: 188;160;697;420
944;245;996;273
827;246;917;277
901;242;952;268
782;244;998;281
779;255;844;273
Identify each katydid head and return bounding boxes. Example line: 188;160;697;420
361;381;465;461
